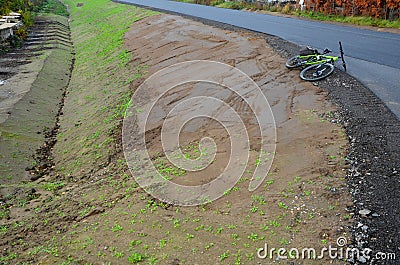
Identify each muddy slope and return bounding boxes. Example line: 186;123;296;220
177;14;400;265
122;7;400;262
54;14;352;264
0;6;356;263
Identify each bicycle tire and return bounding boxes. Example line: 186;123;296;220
285;56;306;69
300;63;334;81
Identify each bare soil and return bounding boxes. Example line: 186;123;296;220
0;0;398;262
119;15;353;264
0;13;355;264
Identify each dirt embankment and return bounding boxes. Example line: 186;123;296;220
30;13;352;264
0;5;353;265
118;14;352;263
161;12;400;263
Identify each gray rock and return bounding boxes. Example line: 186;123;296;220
359;209;371;217
358;255;367;263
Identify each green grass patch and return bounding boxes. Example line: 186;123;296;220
40;181;65;191
294;10;400;29
216;1;247;10
54;0;157;175
39;0;69;17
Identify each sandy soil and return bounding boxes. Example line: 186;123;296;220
0;12;354;265
60;14;352;264
124;13;350;193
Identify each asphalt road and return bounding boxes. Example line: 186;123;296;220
115;0;400;119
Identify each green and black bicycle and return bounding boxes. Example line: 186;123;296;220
286;42;347;81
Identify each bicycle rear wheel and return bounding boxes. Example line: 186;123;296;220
300;63;334;81
285;56;306;69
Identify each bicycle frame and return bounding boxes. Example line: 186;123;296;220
297;54;338;66
286;42;346;80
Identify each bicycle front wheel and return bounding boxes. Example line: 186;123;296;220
300;63;334;81
285;56;306;69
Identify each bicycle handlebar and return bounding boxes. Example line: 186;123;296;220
339;41;347;72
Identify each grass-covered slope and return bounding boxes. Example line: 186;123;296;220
54;0;155;178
